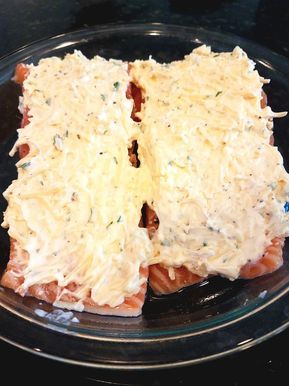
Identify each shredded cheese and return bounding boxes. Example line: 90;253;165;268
132;45;289;279
2;45;289;311
3;51;152;309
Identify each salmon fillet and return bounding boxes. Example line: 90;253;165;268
0;63;148;317
146;205;204;295
240;237;284;279
1;240;148;316
149;263;203;295
1;58;286;314
146;90;285;295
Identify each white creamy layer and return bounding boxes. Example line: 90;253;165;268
3;51;152;309
132;45;289;279
3;45;289;311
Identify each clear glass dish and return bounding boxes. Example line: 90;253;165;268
1;23;289;369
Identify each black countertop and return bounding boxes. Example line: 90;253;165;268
1;1;289;384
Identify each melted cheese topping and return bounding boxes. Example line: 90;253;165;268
132;45;289;279
3;51;152;309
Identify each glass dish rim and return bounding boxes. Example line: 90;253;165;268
1;22;289;369
0;22;289;75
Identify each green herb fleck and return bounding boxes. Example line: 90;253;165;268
113;156;118;164
19;161;31;169
71;192;78;201
106;220;113;229
215;91;222;97
65;130;69;138
45;97;51;105
203;242;208;247
100;94;106;101
168;160;173;166
88;208;94;223
117;215;122;223
113;81;120;91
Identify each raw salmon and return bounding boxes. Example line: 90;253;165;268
147;211;285;295
0;63;148;317
240;237;284;279
13;63;28;85
146;204;204;294
149;263;203;295
126;63;144;122
1;240;148;316
146;91;285;295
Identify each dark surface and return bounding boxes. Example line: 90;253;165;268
1;0;289;384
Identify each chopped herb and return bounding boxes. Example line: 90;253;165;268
65;130;69;137
100;94;106;101
113;81;120;91
88;208;94;223
45;98;51;105
168;160;173;166
103;130;108;135
117;215;122;223
77;134;81;139
113;156;118;164
203;242;208;247
213;53;220;57
106;220;113;229
71;192;78;201
40;181;44;186
215;91;222;97
208;226;214;231
53;134;64;151
19;161;31;169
